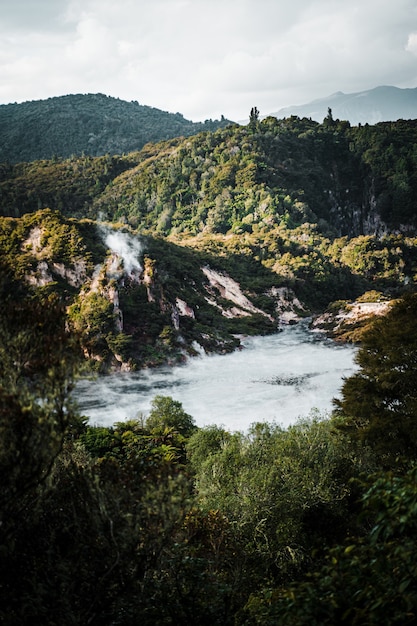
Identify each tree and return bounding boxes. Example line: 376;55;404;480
334;293;417;467
244;465;417;626
0;266;86;622
0;267;83;535
146;395;197;438
188;417;372;594
323;106;336;127
67;291;116;359
187;424;231;473
249;106;260;131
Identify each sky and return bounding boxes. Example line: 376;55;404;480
1;0;417;122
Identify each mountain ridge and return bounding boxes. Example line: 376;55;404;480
2;115;417;237
3;86;416;165
270;85;417;125
0;93;233;163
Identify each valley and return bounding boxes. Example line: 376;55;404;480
2;102;417;625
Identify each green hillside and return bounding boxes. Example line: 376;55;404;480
0;93;232;163
1;203;416;373
2;114;417;235
1;115;417;368
0;209;282;371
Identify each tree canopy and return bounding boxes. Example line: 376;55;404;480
334;292;417;467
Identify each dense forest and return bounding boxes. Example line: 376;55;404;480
2;111;417;234
1;110;417;623
2;114;417;368
0;93;232;163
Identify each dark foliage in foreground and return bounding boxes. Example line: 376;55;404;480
1;272;417;624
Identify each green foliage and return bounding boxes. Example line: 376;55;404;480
146;395;197;438
2;115;417;241
0;210;284;372
337;233;415;284
188;416;374;588
1;335;415;626
0;268;82;525
81;415;190;471
68;291;116;362
349;119;417;227
249;106;260;132
2;204;417;376
3;114;417;624
0;154;138;219
334;293;417;467
0;267;86;623
244;465;417;626
187;424;232;471
2;116;417;327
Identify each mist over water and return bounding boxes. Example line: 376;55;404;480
74;322;358;432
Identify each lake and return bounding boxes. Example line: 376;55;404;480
74;321;358;432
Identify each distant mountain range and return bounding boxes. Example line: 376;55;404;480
271;86;417;125
0;93;232;163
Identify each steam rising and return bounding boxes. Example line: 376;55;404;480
101;226;143;278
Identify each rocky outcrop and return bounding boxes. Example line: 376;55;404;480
202;266;274;321
267;286;307;325
172;297;195;330
51;261;88;287
22;226;89;287
15;216;313;372
312;298;393;342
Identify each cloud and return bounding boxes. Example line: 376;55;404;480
407;32;417;55
0;0;72;32
1;0;417;120
65;15;114;67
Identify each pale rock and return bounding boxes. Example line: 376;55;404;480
202;266;273;320
175;297;195;319
266;286;306;324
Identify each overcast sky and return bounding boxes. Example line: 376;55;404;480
1;0;417;122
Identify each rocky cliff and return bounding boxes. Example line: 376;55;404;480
1;210;306;372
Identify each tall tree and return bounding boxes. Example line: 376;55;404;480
334;293;417;467
249;106;260;131
0;265;82;538
146;395;196;438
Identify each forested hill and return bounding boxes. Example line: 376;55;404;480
3;114;417;371
2;113;417;237
0;93;233;163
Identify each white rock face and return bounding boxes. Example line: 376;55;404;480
312;299;392;337
51;260;87;287
267;286;306;324
343;301;391;320
22;226;88;287
202;266;273;320
26;261;53;286
22;226;43;254
175;297;195;319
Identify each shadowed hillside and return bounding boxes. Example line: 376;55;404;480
0;93;233;163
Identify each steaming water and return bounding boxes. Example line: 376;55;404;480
74;322;358;432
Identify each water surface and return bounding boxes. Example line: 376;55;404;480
74;322;358;432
